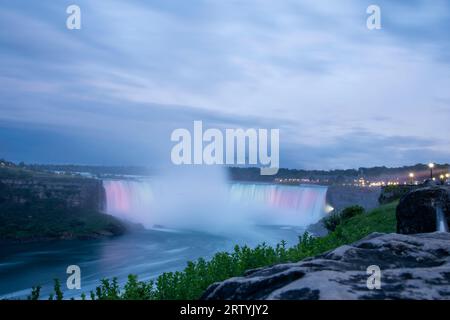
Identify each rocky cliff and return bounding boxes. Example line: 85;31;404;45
0;177;105;211
0;175;124;242
202;232;450;300
326;185;381;212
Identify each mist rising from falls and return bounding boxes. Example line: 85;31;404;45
103;168;328;232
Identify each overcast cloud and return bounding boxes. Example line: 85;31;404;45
0;0;449;169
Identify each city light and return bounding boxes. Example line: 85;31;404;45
408;172;414;184
428;163;435;179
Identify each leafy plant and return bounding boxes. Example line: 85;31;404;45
28;285;41;300
323;205;365;231
49;279;64;301
340;205;365;220
322;212;342;232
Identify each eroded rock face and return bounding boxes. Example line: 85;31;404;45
201;232;450;300
0;177;105;211
396;186;450;234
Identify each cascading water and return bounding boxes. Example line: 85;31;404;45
436;205;449;232
103;180;155;223
103;178;329;230
229;183;328;226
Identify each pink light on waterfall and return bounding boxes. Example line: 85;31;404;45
229;183;327;225
103;180;154;222
102;180;328;228
104;180;131;213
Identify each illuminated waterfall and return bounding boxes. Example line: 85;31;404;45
103;180;328;228
229;183;328;225
103;180;155;222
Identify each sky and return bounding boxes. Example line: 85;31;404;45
0;0;450;169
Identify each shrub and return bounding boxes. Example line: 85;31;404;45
323;205;365;231
28;285;41;300
322;213;342;232
49;279;63;300
340;205;365;220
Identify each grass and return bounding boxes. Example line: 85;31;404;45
29;201;398;300
325;201;398;243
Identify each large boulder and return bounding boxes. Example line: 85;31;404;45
201;232;450;300
396;186;450;234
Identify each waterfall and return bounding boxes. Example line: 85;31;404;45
436;205;449;232
229;183;328;225
103;180;155;223
103;179;328;229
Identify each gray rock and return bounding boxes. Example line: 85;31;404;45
201;232;450;300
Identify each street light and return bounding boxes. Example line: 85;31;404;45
409;172;414;184
428;163;435;179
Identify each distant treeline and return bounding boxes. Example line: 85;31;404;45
25;164;151;176
1;158;449;183
229;163;450;183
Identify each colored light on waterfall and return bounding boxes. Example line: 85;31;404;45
103;180;328;227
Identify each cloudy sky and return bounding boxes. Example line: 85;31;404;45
1;0;449;169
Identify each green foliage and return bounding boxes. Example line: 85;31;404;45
323;205;365;231
122;275;155;300
0;197;124;241
322;212;341;232
379;185;417;204
51;279;64;301
340;205;365;219
28;285;41;300
34;201;397;300
94;278;121;300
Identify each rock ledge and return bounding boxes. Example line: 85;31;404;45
202;232;450;300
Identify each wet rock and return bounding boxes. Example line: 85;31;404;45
396;186;450;234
